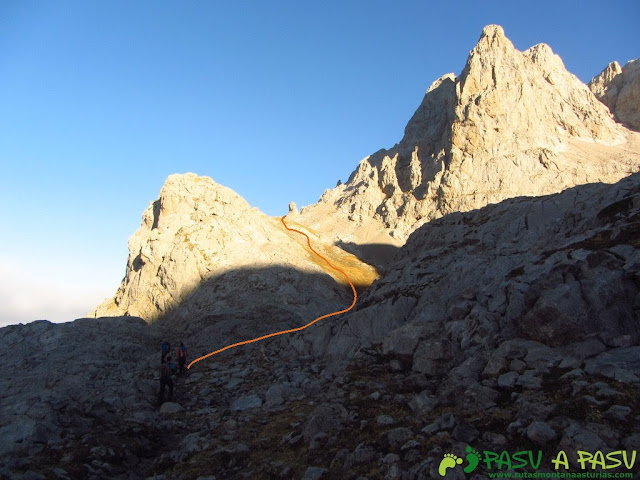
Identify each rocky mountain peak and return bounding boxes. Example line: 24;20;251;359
143;173;252;231
479;23;507;42
451;24;622;162
589;59;640;131
458;24;515;96
91;172;377;326
297;25;639;248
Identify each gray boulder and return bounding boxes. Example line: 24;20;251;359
230;394;263;412
584;347;640;383
302;466;328;480
159;402;184;414
302;403;348;442
526;421;557;445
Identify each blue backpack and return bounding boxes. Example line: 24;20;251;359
161;362;176;379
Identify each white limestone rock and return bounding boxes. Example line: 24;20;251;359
590;59;640;131
298;25;639;246
90;173;377;360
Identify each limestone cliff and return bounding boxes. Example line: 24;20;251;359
589;58;640;131
297;25;640;246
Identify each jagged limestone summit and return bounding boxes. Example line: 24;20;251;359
2;24;640;480
297;25;640;246
589;58;640;131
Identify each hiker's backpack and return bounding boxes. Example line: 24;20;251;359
161;363;171;379
161;342;169;354
177;346;186;359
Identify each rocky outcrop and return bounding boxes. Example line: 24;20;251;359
299;173;640;368
589;59;640;131
298;26;640;246
589;61;624;111
0;316;161;477
91;173;377;350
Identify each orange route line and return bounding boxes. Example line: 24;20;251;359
187;215;358;369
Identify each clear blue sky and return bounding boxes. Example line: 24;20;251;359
1;0;638;326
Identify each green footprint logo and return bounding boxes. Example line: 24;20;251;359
464;446;481;473
438;453;463;476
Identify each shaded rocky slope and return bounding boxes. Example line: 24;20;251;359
0;317;162;477
297;25;640;247
3;174;640;479
298;173;640;367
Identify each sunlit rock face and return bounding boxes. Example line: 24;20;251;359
90;173;375;353
298;25;640;246
590;58;640;131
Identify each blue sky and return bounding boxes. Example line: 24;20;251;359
1;0;638;326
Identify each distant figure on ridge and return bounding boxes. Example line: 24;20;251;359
161;341;171;363
158;356;176;404
177;342;188;376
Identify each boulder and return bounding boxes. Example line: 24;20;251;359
584;347;640;383
230;394;263;412
526;421;557;445
408;391;437;415
303;403;348;442
159;402;184;414
302;467;328;480
421;413;456;436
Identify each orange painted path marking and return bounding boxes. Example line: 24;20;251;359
187;215;358;369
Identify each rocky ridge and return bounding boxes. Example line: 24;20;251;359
589;58;640;131
297;25;640;246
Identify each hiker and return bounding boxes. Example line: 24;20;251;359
161;341;171;362
158;356;176;404
177;342;188;376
